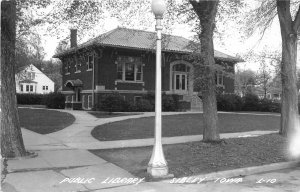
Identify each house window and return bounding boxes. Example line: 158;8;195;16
216;71;224;86
125;63;135;81
26;85;29;91
20;85;23;92
27;72;35;80
65;60;70;74
117;63;123;80
46;86;48;90
116;56;143;82
136;64;142;81
86;54;94;70
43;86;45;90
75;57;81;72
30;85;33;92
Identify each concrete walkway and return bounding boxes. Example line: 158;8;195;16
45;110;278;149
2;109;294;192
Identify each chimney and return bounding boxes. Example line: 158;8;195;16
70;29;77;48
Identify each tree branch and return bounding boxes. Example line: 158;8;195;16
293;4;300;31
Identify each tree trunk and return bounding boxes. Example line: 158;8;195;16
190;0;220;142
277;0;299;137
1;0;27;158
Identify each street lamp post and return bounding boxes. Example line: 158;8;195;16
147;0;169;178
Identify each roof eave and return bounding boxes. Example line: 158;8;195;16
53;43;243;63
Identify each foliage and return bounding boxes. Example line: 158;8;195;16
43;92;65;109
258;98;280;113
17;94;45;105
242;93;260;111
217;94;243;111
132;99;154;112
217;93;281;113
97;93;129;113
162;95;177;112
235;69;256;96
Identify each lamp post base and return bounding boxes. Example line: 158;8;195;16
147;165;169;178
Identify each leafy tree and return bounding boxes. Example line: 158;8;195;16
1;0;27;158
256;61;272;98
188;0;220;141
244;0;300;136
235;69;257;96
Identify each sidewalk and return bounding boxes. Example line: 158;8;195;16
2;128;137;192
2;109;297;192
45;110;278;149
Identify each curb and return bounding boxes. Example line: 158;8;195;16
162;160;300;183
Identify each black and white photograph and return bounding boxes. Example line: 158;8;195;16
1;0;300;191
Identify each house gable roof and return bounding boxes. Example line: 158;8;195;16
16;64;54;84
53;27;243;62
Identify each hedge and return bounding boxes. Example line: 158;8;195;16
17;93;65;109
217;93;281;113
17;94;45;105
43;92;65;109
93;92;187;112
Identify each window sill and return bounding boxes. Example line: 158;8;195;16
65;73;70;75
115;80;144;84
87;69;93;72
75;71;81;73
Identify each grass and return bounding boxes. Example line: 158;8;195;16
91;113;280;141
88;111;141;118
90;134;289;179
19;108;75;134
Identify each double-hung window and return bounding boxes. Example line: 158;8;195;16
65;60;70;74
75;58;80;72
216;71;224;86
116;56;143;82
86;54;94;71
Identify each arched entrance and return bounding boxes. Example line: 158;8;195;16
169;60;194;95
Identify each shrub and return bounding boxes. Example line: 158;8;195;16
142;93;179;112
99;93;129;113
242;93;260;111
17;94;45;105
162;95;176;111
178;101;191;111
134;99;154;112
217;94;243;111
43;92;65;109
258;99;280;113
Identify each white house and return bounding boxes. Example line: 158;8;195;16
16;64;55;94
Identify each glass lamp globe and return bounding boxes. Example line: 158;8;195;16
151;0;166;18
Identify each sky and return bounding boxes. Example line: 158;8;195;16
39;1;297;73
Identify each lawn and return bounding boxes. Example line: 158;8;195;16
19;108;75;134
88;111;141;118
90;134;289;179
91;113;280;141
